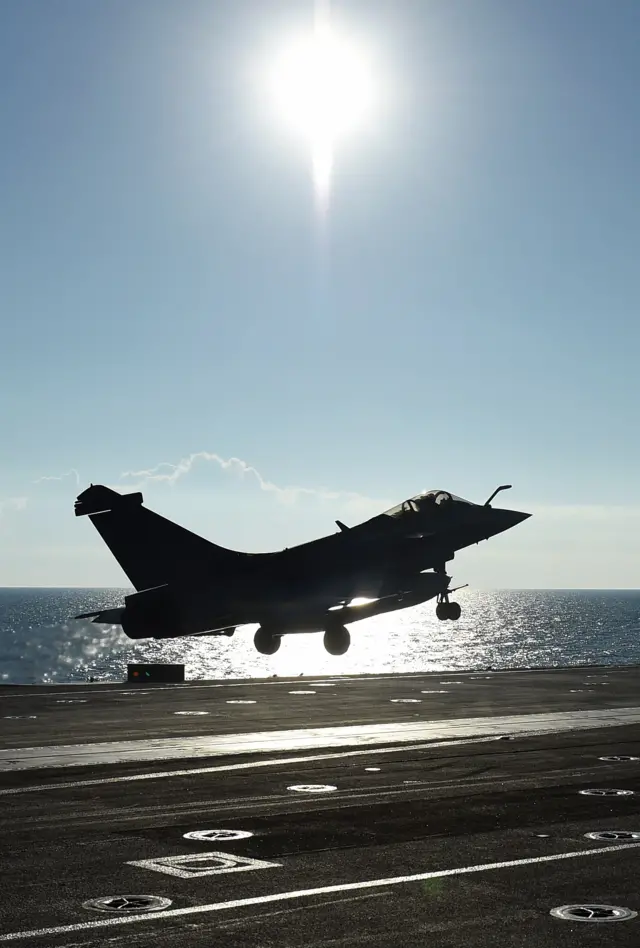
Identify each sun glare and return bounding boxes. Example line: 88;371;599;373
270;9;374;209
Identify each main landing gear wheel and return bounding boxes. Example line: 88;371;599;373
436;600;461;621
254;627;281;654
323;624;350;655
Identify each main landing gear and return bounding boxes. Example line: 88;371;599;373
253;623;351;655
254;626;281;655
323;623;350;655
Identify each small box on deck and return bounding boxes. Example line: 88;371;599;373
127;663;185;683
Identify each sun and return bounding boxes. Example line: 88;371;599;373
269;8;374;208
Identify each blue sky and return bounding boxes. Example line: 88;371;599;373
1;0;639;587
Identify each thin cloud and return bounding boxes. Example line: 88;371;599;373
120;451;381;507
0;496;28;518
32;469;81;487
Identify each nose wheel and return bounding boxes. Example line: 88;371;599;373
435;584;464;621
433;566;466;621
436;600;461;621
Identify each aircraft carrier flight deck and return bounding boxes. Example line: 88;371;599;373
1;665;640;946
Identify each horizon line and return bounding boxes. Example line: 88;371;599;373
1;585;639;592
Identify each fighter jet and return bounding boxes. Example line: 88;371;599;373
73;483;530;655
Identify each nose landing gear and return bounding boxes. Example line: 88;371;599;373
436;599;461;621
435;583;467;621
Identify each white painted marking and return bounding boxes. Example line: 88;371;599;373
550;903;637;922
421;690;449;694
0;736;500;795
83;895;172;913
183;830;253;842
440;681;463;685
127;851;279;879
174;711;209;716
295;675;427;683
289;691;316;695
580;788;634;796
56;699;87;704
390;699;421;703
585;831;640;841
288;784;337;793
218;891;389;929
3;706;640;773
599;755;639;762
226;700;256;705
365;767;381;772
3;716;36;720
2;843;639;941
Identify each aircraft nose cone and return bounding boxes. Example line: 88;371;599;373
487;507;531;536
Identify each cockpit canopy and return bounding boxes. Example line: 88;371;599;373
381;490;474;521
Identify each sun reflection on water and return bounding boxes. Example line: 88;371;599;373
1;589;640;683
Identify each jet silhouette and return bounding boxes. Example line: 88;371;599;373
74;483;529;655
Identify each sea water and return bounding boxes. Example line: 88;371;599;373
1;588;638;685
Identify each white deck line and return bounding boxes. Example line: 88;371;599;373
1;843;639;941
1;706;639;772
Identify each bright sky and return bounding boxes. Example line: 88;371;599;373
1;0;639;588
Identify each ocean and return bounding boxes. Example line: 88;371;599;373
1;588;639;685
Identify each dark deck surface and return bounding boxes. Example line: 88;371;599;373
1;665;639;945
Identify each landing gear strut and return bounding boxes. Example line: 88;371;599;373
254;626;281;654
435;583;462;621
433;563;462;621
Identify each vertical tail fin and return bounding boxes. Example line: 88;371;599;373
75;485;244;591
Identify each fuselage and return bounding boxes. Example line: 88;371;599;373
173;491;530;633
74;484;530;646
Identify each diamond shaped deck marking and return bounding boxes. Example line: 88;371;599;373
126;851;280;879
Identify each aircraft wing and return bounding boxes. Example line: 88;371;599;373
75;608;125;624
